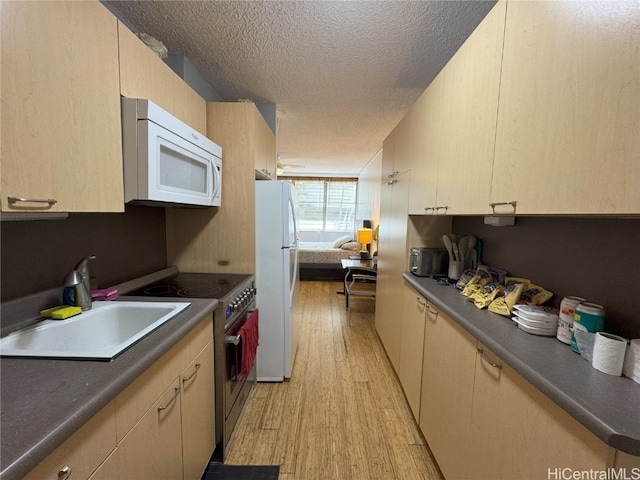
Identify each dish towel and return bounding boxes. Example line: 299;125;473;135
238;309;259;379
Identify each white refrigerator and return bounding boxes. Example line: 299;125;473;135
255;180;300;381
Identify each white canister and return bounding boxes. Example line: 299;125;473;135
557;296;585;345
592;332;628;376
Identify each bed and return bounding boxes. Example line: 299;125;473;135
298;235;361;281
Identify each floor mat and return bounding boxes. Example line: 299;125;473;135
201;463;280;480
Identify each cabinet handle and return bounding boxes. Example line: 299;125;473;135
58;465;71;480
426;305;438;318
416;297;427;307
157;386;180;411
8;196;57;206
477;348;502;369
182;363;201;384
387;171;399;179
425;206;448;214
489;200;517;214
386;179;398;186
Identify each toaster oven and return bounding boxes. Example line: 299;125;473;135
409;247;448;277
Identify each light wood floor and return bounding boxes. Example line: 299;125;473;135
225;281;443;480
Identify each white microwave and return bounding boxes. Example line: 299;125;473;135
121;98;222;207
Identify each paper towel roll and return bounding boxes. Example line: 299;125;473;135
622;339;640;384
591;332;628;376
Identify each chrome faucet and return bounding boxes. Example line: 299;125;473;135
64;255;96;311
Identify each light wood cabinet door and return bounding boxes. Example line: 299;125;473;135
398;284;427;419
435;0;506;215
255;115;276;178
166;102;273;274
118;22;206;134
117;378;184;480
392;111;414;176
492;1;640;214
407;72;444;215
181;341;215;480
374;168;409;371
88;449;120;480
0;1;123;213
419;305;477;480
467;344;609;479
375;136;395;364
23;403;117;480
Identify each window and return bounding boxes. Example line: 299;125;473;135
291;178;358;233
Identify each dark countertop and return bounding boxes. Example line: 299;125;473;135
403;273;640;457
0;295;218;480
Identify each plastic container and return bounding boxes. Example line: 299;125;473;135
557;296;585;345
571;302;605;353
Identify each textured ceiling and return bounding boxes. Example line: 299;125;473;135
107;1;496;176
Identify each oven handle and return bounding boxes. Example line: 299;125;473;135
225;335;240;345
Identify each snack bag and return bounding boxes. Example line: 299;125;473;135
519;283;553;305
473;282;504;309
455;269;477;291
461;265;493;298
488;277;528;316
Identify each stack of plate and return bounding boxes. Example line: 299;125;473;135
512;304;560;336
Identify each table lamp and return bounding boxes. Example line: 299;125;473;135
357;228;373;259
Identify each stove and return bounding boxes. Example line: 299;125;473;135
126;271;256;461
127;272;252;300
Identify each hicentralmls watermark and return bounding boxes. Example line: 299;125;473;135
548;468;640;480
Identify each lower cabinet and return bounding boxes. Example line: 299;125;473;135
418;302;477;480
24;316;215;480
181;341;216;480
412;293;617;479
467;343;609;479
398;284;427;419
117;379;184;479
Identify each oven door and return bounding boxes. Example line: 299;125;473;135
223;307;256;420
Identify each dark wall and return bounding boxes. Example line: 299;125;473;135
451;216;640;339
1;206;167;301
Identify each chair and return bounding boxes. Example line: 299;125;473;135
344;267;377;325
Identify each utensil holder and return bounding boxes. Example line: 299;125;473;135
448;260;464;280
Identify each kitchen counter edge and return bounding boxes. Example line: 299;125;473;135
0;296;218;480
403;273;640;457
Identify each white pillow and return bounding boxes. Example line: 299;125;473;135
341;241;362;251
332;235;352;248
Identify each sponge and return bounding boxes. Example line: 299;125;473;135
40;306;82;320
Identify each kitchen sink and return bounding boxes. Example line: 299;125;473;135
0;301;190;360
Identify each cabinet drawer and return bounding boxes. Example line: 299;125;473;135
23;403;116;480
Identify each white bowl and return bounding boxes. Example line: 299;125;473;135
513;304;559;323
512;311;558;328
512;315;557;336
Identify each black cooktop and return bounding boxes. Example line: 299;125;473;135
126;273;252;300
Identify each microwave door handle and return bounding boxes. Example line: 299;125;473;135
211;161;221;201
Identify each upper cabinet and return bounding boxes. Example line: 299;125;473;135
395;0;638;216
436;0;506;215
407;70;443;215
255;118;277;179
118;23;207;134
166;102;275;274
0;1;124;212
491;1;639;214
406;0;505;216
